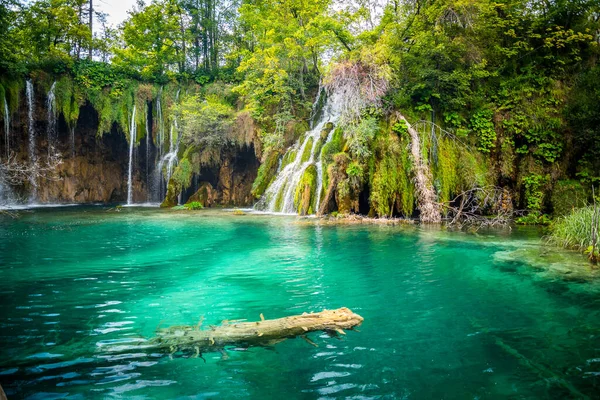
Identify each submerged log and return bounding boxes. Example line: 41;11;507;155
147;307;363;355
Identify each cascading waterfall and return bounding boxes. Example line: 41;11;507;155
126;105;137;205
46;81;57;155
257;90;341;214
26;80;37;200
156;88;165;159
145;107;151;202
155;89;181;202
3;94;9;159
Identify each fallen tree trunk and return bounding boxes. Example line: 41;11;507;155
145;307;363;356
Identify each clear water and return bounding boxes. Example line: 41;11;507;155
1;208;600;399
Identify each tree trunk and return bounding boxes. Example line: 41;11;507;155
144;308;363;354
88;0;93;59
396;112;441;223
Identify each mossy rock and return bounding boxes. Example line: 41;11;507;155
273;178;288;211
300;137;314;163
294;165;318;215
186;182;215;207
160;179;182;208
320;122;334;140
251;150;281;198
280;148;298;170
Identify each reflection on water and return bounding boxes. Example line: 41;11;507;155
0;207;599;399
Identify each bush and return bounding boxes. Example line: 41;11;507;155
184;201;204;210
549;206;599;261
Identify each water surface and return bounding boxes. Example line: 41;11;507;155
1;208;599;399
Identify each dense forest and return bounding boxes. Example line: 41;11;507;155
0;0;599;226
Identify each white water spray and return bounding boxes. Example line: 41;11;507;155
46;82;57;155
155;89;181;202
26;80;37;200
3;94;9;159
258;90;341;214
126;105;137;205
145;106;150;201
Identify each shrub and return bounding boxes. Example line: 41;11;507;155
549;206;599;261
184;201;204;210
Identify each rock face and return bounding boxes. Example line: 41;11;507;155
3;84;259;206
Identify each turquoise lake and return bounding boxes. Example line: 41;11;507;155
1;207;599;399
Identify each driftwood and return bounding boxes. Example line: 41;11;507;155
142;308;363;357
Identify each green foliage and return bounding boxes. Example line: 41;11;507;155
113;0;182;81
470;110;496;153
184;201;204;210
345;117;379;160
522;173;548;214
178;93;234;152
549;206;599;254
171;158;194;190
516;213;551;226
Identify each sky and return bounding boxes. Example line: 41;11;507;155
94;0;137;30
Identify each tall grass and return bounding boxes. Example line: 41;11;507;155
549;206;599;258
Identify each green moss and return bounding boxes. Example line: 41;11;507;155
321;122;334;140
321;127;345;189
251;150;281;198
171;158;194;190
294;164;317;215
300;137;314;163
313;138;324;160
273;179;287;211
280;148;297;170
369;131;414;217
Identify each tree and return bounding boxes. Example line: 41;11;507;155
112;0;184;80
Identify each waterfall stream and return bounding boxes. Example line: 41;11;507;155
46;82;57;155
126;105;137;205
26;80;37;200
155;89;181;203
3;94;9;159
145;107;150;202
258;90;341;214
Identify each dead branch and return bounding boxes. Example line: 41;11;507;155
440;186;518;230
324;60;390;124
0;148;63;187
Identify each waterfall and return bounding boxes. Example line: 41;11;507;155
3;94;9;159
154;89;181;202
156;88;164;159
257;90;341;214
126;105;137;205
70;126;75;157
46;81;57;155
26;80;37;200
145;106;150;202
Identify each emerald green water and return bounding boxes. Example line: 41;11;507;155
1;208;600;399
